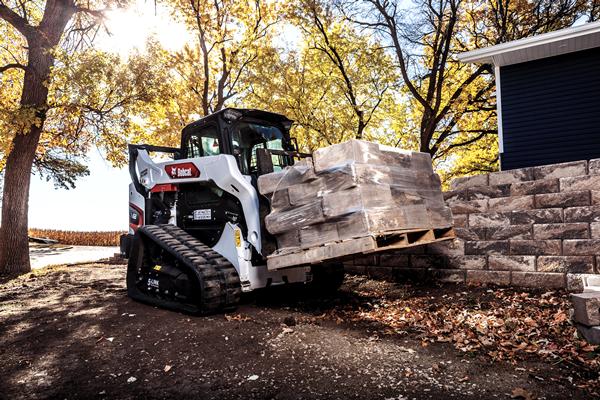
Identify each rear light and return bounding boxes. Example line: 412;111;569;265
129;203;144;231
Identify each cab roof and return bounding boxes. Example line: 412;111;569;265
182;108;293;133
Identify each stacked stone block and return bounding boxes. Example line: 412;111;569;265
348;159;600;290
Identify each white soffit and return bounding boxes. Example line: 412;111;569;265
459;21;600;66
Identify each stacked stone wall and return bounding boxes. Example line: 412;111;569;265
347;159;600;290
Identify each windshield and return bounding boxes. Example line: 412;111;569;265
232;121;289;174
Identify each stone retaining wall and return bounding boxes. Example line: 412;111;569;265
347;159;600;291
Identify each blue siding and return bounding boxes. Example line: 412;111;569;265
500;47;600;170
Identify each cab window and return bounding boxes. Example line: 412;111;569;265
186;126;221;158
232;122;288;175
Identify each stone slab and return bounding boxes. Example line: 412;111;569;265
532;161;587;181
560;175;600;192
488;255;535;271
486;225;532;240
564;206;600;223
506;209;563;225
509;240;561;255
576;324;600;345
511;179;559;196
511;272;565;288
532;223;589;239
450;174;489;190
446;255;487;270
489;168;534;186
563;239;600;256
571;292;600;326
466;270;511;285
464;241;509;255
537;256;594;273
488;195;534;212
468;213;510;228
535;191;590;209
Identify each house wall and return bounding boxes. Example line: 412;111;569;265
347;159;600;291
500;46;600;170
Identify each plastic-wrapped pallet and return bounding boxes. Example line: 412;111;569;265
258;139;453;251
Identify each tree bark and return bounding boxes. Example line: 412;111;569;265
0;0;75;276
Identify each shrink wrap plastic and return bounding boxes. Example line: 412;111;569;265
258;140;453;249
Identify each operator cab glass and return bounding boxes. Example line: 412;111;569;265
186;125;221;158
232;121;292;175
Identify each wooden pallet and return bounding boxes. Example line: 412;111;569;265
267;227;455;270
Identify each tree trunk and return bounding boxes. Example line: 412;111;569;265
0;45;54;276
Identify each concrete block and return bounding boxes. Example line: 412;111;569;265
450;174;489;190
564;239;600;256
507;209;563;225
488;255;535;271
443;189;469;202
486;225;532;240
446;255;487;270
571;292;600;326
511;272;565;288
511;179;559;196
591;191;600;206
468;213;510;228
560;175;600;192
410;255;446;269
379;253;410;268
532;223;589;239
321;184;393;218
431;269;466;283
467;270;511;285
276;229;300;249
452;214;467;228
366;266;394;281
567;273;586;293
353;254;378;266
467;184;511;200
299;223;339;248
265;201;325;235
533;161;587;181
427;239;464;256
464;240;509;255
584;274;600;287
509;240;561;255
564;206;600;223
393;268;431;282
488;195;534;212
537;256;594;273
590;222;600;238
535;191;590;209
576;324;600;344
589;158;600;175
447;199;488;214
454;227;485;241
489;168;534;186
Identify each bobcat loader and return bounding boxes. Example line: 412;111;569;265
121;108;343;314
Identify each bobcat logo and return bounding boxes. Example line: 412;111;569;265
165;162;200;179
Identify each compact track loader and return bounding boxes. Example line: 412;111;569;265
121;108;344;314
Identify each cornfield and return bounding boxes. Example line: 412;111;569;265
28;229;125;247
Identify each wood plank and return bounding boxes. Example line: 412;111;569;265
267;228;455;270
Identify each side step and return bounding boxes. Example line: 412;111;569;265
267;227;455;270
127;224;242;314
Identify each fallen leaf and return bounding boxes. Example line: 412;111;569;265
511;387;535;400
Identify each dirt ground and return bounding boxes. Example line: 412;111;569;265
0;263;598;400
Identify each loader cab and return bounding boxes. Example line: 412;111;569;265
180;108;298;178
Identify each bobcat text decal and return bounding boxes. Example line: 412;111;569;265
165;162;200;179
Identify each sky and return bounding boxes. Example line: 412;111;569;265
28;0;187;232
28;0;303;232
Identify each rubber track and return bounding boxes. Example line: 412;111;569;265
139;225;241;314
